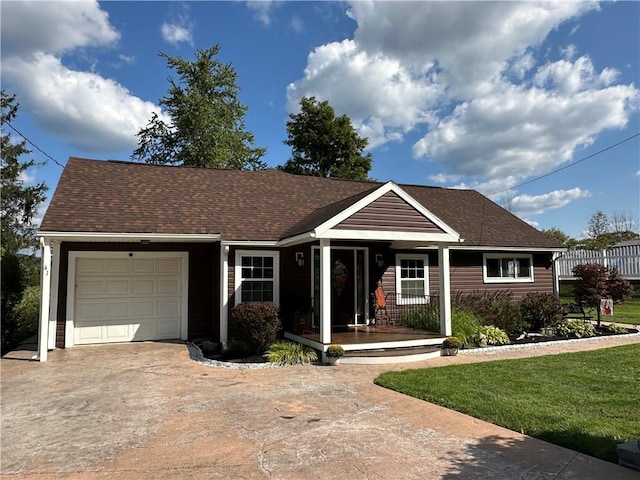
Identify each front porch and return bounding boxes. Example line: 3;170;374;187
285;323;446;364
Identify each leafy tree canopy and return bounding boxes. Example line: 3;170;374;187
540;227;577;249
280;96;373;180
132;45;266;170
1;90;47;255
572;263;633;325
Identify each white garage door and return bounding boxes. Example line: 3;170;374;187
73;254;186;345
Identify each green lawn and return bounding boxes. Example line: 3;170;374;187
375;345;640;463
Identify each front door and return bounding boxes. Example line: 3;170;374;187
313;248;367;329
331;250;354;328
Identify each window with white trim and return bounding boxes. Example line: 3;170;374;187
483;254;534;283
395;254;429;304
235;251;279;305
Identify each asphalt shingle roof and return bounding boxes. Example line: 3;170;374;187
40;157;560;249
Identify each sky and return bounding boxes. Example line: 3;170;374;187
1;0;639;240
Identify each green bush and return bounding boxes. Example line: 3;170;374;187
442;336;462;349
452;290;513;315
400;305;439;332
265;341;318;365
326;344;345;358
555;320;595;339
487;300;529;338
230;302;281;355
6;285;40;348
223;338;249;358
606;323;628;334
520;292;564;331
451;308;482;349
451;290;525;336
475;325;510;346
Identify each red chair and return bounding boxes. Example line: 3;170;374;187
373;282;392;325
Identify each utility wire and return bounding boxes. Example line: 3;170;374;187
488;131;640;196
4;120;66;169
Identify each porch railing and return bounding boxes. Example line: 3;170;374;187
375;293;440;332
289;293;441;335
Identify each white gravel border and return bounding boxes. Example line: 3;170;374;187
459;332;640;355
186;342;279;369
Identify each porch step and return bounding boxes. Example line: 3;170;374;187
341;345;442;365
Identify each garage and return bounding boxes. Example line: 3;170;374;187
69;252;188;345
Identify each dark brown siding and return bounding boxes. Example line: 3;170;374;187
445;251;553;300
378;250;552;301
56;242;218;348
335;191;444;233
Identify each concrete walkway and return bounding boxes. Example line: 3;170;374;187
2;335;639;479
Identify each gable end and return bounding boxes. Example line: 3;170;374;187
334;191;445;234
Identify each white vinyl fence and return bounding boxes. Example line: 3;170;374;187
556;245;640;279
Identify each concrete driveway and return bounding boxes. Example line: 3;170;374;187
2;336;639;479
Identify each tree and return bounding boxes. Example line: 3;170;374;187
540;227;575;248
280;96;372;180
611;211;638;233
132;45;266;170
1;91;48;254
572;263;633;326
497;191;516;213
1;90;47;351
586;211;609;239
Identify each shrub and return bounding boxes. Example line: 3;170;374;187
8;285;40;345
223;338;249;358
400;305;439;332
451;308;482;349
554;320;595;339
606;323;628;334
487;300;529;338
326;344;345;358
230;302;281;355
519;292;564;331
452;290;513;314
442;336;462;349
475;325;510;346
265;341;318;365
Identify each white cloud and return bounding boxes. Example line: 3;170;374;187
0;0;119;57
18;169;36;185
161;21;193;46
119;54;135;65
288;39;444;148
2;54;167;152
0;0;168;153
290;15;304;33
288;0;640;214
246;1;281;26
346;1;598;98
413;58;637;182
509;188;591;216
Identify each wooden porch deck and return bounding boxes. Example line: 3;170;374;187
300;324;443;345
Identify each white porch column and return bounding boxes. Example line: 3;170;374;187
38;238;52;362
48;241;60;350
319;239;331;345
438;244;452;337
219;243;229;348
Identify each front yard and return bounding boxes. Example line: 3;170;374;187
375;344;640;463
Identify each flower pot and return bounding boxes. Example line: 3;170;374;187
443;348;459;356
327;357;340;366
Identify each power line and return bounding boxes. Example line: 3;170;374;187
4;120;66;169
488;131;640;196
